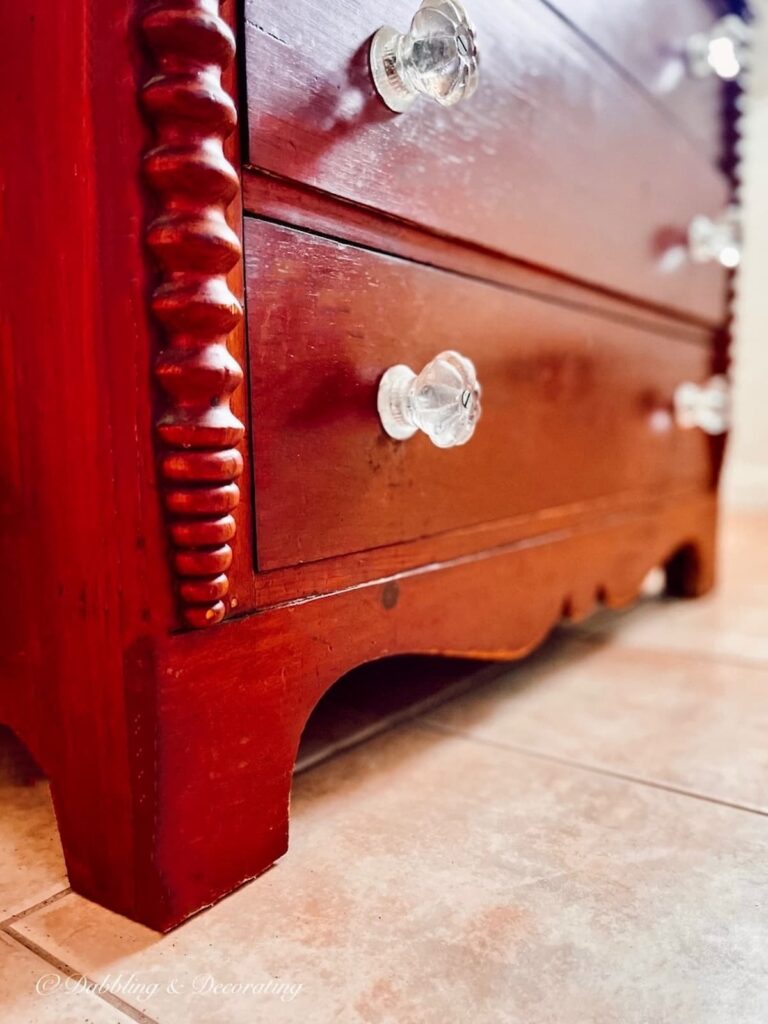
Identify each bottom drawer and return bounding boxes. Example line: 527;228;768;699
246;220;715;571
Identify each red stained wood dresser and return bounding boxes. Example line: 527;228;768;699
0;0;744;928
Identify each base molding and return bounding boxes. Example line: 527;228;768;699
11;492;717;930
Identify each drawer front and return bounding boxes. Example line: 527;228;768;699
551;0;729;166
246;220;715;571
243;0;729;322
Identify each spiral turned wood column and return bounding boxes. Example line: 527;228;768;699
140;0;245;628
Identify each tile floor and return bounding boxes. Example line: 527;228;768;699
1;512;767;1023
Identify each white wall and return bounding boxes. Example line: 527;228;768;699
724;2;768;506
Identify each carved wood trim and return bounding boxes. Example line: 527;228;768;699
140;0;245;627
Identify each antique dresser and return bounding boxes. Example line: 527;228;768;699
0;0;745;928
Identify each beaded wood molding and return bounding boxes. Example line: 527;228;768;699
140;0;245;628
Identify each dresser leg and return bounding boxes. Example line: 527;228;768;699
45;665;300;932
664;534;716;598
49;752;294;933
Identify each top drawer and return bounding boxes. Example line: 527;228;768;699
551;0;732;167
243;0;730;323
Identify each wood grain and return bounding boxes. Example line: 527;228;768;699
242;0;729;322
245;219;717;570
0;0;174;919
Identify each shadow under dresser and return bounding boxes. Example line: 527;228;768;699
0;0;744;928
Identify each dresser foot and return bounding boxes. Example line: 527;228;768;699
664;536;716;598
46;682;298;933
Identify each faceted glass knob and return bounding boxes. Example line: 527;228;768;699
686;15;750;81
370;0;479;113
674;376;731;436
688;206;742;269
377;350;482;447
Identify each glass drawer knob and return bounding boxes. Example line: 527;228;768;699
688;206;742;269
370;0;479;113
377;350;481;447
674;376;731;436
686;15;750;81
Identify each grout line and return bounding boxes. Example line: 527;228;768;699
3;926;160;1024
293;621;768;782
569;628;768;674
419;719;768;820
0;887;72;929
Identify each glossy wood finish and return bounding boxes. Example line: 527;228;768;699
0;0;733;932
243;0;729;322
242;168;717;338
141;0;247;627
549;0;729;166
246;219;715;570
0;0;175;919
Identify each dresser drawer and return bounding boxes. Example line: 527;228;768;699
246;220;715;571
243;0;729;323
551;0;731;168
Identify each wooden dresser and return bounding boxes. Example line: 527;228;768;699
0;0;745;928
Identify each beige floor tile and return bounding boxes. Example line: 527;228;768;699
427;636;768;811
0;931;135;1023
573;512;768;664
574;595;768;666
0;731;68;920
14;723;768;1024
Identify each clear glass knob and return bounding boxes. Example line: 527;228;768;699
688;206;742;269
370;0;479;113
686;15;750;81
377;350;481;447
674;376;731;436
